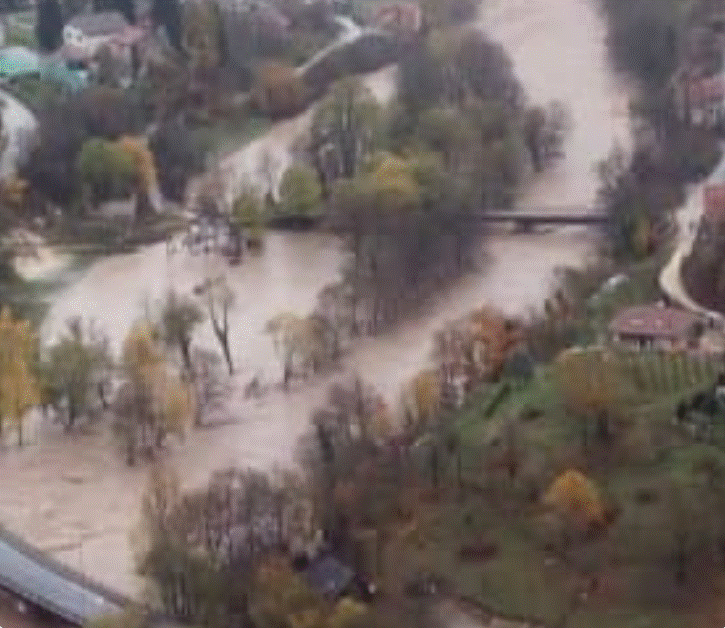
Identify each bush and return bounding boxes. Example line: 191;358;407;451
458;542;499;562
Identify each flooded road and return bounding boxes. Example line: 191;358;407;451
0;0;632;597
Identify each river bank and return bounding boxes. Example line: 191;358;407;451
0;0;633;600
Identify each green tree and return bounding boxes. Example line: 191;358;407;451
252;61;308;118
36;0;63;52
77;138;137;209
94;0;135;23
152;0;182;49
416;106;473;170
45;317;111;431
114;323;194;465
182;0;221;73
232;187;265;245
556;347;623;446
158;290;204;375
278;165;322;218
310;78;379;184
85;609;149;628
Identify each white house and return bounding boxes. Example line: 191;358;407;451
62;11;130;57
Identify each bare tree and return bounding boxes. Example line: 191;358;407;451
204;276;235;375
191;347;230;426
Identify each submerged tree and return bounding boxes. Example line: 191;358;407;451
0;307;39;445
114;323;194;464
158;290;204;375
44;317;111;431
203;276;235;375
138;465;307;625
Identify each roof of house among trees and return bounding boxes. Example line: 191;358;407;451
304;555;354;599
609;304;704;340
66;11;130;36
704;184;725;224
0;46;40;80
688;74;725;105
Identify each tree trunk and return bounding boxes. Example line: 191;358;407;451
675;535;687;585
180;337;192;374
595;411;610;442
67;395;77;431
430;445;439;489
221;335;233;375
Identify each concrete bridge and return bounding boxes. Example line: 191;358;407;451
318;207;611;232
460;208;610;228
0;525;126;625
0;525;177;626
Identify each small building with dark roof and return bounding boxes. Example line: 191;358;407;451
609;304;705;351
303;555;355;599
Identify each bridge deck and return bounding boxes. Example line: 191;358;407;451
0;526;130;626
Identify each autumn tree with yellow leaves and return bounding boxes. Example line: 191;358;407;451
543;469;605;531
114;322;194;465
403;369;442;429
0;306;39;446
556;347;623;447
115;136;160;221
266;312;334;388
466;307;521;381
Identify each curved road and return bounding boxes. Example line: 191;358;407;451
659;154;725;322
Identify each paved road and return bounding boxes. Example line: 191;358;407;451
659;153;725;321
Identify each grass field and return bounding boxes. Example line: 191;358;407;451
399;339;725;628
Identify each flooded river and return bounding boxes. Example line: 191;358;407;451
0;0;632;597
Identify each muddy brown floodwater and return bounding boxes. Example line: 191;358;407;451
0;0;632;600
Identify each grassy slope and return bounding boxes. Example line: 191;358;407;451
400;334;725;627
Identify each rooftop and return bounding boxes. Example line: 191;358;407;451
704;184;725;224
0;46;40;79
66;11;130;36
304;554;354;599
609;304;704;340
688;74;725;105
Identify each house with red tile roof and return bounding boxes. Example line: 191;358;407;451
609;304;706;351
703;184;725;225
687;74;725;127
372;2;421;34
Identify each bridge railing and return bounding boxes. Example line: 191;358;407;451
0;524;135;610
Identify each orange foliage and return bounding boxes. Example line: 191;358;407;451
0;177;29;212
543;469;605;529
115;136;159;194
408;369;442;424
466;307;521;378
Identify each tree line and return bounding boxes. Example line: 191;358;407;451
275;27;566;336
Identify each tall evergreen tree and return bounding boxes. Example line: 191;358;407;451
93;0;135;22
36;0;64;52
152;0;182;49
114;0;136;23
